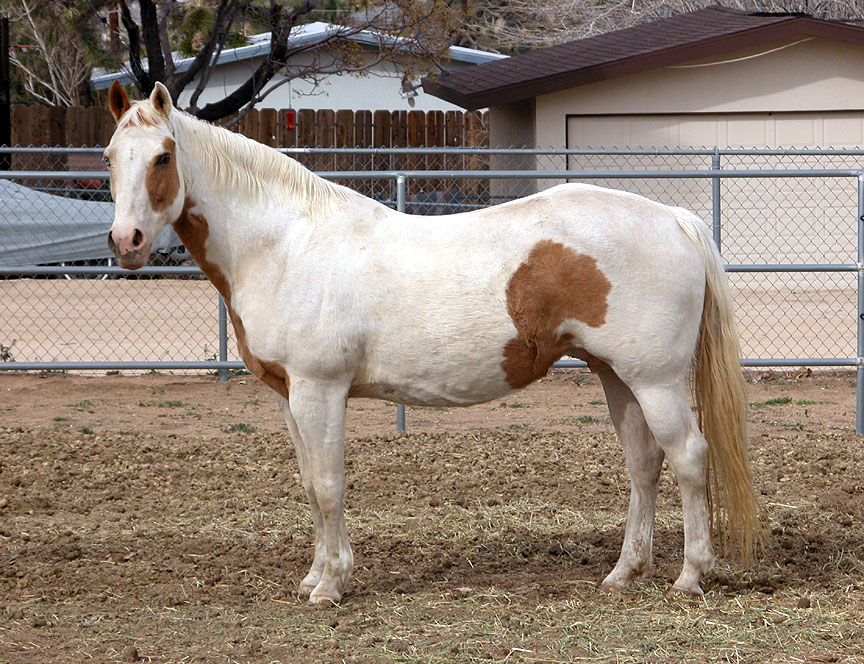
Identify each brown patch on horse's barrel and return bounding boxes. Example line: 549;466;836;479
502;240;612;389
173;199;290;400
146;138;180;212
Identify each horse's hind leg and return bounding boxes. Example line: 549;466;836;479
277;394;327;597
597;369;665;591
630;378;715;595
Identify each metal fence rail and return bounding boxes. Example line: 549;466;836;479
1;147;862;433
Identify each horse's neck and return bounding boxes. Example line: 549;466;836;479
176;118;303;267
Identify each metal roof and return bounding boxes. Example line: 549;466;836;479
91;22;507;90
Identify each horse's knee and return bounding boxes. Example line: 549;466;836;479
310;476;345;514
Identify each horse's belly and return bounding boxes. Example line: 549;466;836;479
349;355;515;407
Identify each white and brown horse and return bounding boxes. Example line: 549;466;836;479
105;81;759;604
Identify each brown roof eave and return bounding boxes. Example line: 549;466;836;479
421;78;482;109
426;16;864;110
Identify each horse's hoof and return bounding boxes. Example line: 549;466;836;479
669;583;704;598
297;582;316;598
309;581;344;605
599;580;629;594
308;591;342;606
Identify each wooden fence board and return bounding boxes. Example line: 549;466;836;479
238;109;259;144
373;110;390;148
371;110;391;202
444;110;465;175
407;110;425;196
426;110;444;189
315;109;335;172
258;108;277;147
335;109;354;182
296;109;316;147
354;110;372;149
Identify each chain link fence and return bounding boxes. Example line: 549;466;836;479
1;147;861;431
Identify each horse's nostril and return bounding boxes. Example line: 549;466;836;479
132;229;144;249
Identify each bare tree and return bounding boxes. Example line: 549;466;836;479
102;0;453;122
455;0;864;53
1;0;94;106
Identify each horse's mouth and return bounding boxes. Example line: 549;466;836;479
117;255;148;270
108;231;150;270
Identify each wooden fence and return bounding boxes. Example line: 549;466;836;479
9;104;489;149
8;104;493;213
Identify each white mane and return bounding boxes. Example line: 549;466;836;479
126;101;364;217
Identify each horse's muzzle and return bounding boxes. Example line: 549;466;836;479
108;229;151;270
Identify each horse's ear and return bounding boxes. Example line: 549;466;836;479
108;81;131;123
150;81;173;117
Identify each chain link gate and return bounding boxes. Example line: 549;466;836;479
0;147;861;433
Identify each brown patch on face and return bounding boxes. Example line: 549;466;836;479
146;137;180;212
502;240;612;389
174;199;290;400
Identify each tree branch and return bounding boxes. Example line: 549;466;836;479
117;0;150;92
159;0;177;80
195;0;315;122
138;0;164;89
172;0;248;96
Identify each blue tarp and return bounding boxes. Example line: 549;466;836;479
0;179;182;266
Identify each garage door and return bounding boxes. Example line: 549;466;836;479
566;112;864;149
565;113;861;267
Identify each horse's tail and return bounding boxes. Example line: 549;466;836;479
671;207;761;565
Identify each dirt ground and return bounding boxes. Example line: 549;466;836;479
1;368;863;663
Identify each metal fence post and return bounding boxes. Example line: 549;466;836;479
712;147;722;251
218;295;228;383
396;173;407;434
857;173;864;434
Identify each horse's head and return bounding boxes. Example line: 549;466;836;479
105;81;185;269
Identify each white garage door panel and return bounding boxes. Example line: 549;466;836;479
725;117;769;147
677;118;722;147
824;117;863;146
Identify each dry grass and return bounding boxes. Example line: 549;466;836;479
1;372;864;662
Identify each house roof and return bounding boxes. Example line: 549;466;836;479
91;21;507;89
422;4;864;110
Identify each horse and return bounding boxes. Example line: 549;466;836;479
104;81;760;604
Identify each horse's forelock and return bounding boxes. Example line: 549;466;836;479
117;101;168;132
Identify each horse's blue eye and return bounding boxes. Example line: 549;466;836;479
103;156;110;168
156;152;171;165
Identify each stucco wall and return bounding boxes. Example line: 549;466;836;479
176;51;474;113
488;99;537;197
532;37;864;149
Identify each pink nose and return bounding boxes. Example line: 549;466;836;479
109;228;146;255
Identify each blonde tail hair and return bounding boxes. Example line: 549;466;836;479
672;208;761;565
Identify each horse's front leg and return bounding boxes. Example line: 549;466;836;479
288;377;353;604
276;395;326;597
